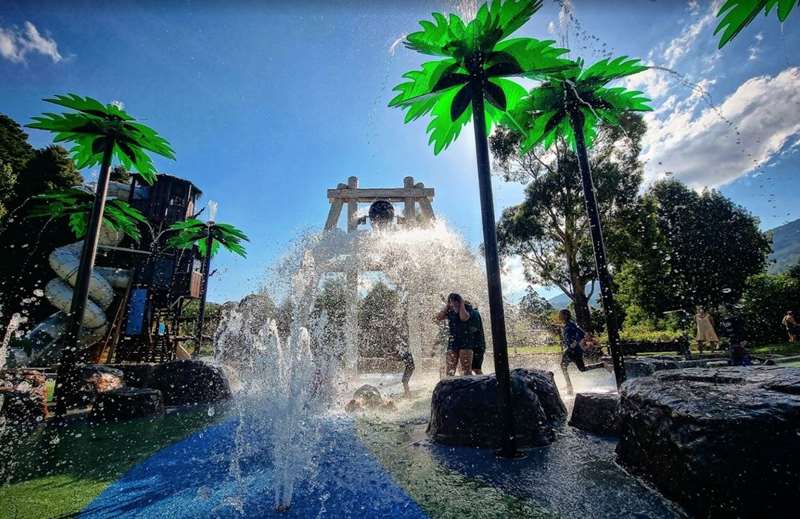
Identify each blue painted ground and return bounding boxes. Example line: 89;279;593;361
81;417;427;518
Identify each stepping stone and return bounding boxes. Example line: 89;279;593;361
569;392;619;436
90;387;164;422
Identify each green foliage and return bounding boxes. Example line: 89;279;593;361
493;114;646;331
27;94;175;184
739;272;800;343
167;218;249;258
27;187;148;240
358;281;408;357
617;179;771;320
715;0;798;48
110;165;131;183
12;145;82;204
507;57;651;152
0;114;35;177
618;327;684;343
390;0;572;154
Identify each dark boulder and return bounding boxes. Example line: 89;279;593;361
345;384;396;413
63;365;125;408
569;392;619;436
0;369;48;426
617;366;800;518
90;388;164;422
106;363;156;388
149;360;231;406
622;357;679;379
428;368;566;448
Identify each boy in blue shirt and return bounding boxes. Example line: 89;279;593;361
559;309;603;395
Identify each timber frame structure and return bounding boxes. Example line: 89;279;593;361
323;176;436;370
324;176;435;232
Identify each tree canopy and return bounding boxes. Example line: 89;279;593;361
493;114;646;330
617;179;771;321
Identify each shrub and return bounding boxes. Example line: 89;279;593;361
739;273;800;343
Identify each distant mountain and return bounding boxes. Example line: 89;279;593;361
768;218;800;274
547;287;599;309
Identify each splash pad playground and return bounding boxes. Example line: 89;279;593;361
8;175;792;519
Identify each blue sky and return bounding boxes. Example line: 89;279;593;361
1;0;798;303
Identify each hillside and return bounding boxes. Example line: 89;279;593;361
768;218;800;273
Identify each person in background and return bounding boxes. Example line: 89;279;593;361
781;310;798;343
719;305;750;366
558;309;603;395
695;306;719;354
397;347;415;397
435;293;479;376
468;302;487;375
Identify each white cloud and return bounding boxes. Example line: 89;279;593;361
0;21;62;64
662;2;720;69
642;67;800;189
502;255;529;300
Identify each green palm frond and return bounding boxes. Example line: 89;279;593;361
715;0;798;48
390;0;572;154
508;57;652;153
27;94;175;184
166;218;249;258
27;187;147;240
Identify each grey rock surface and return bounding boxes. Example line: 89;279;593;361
428;368;566;448
617;366;800;518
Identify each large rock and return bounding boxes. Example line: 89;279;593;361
0;369;48;426
617;366;800;518
90;387;164;422
345;384;396;413
106;363;156;388
569;392;619;436
149;360;231;406
428;368;566;448
66;365;125;408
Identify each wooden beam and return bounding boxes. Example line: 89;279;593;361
327;187;435;201
347;176;358;232
419;197;435;220
324;199;344;230
403;176;416;225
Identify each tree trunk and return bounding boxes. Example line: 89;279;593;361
54;141;115;416
470;80;518;458
569;109;626;387
572;289;592;332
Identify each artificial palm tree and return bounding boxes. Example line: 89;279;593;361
27;94;174;415
167;216;248;355
715;0;797;48
28;187;148;241
507;56;652;386
389;0;572;457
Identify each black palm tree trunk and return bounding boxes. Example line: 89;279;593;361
193;228;213;357
470;80;518;458
54;140;115;416
568;108;626;387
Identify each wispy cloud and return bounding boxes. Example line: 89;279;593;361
0;21;63;64
642;67;800;189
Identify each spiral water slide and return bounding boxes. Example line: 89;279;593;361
20;182;134;366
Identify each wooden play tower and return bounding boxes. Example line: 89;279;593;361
324;176;436;366
324;176;435;232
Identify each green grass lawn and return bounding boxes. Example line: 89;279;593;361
750;342;800;356
0;406;221;519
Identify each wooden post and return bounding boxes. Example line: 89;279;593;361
403;176;416;227
347;176;358;232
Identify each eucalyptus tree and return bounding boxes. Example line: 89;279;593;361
389;0;572;457
715;0;797;48
27;94;174;414
507;57;652;386
167;217;248;355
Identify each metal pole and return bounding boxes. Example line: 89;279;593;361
470;80;518;458
193;226;213;357
54;141;115;416
569;108;626;387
